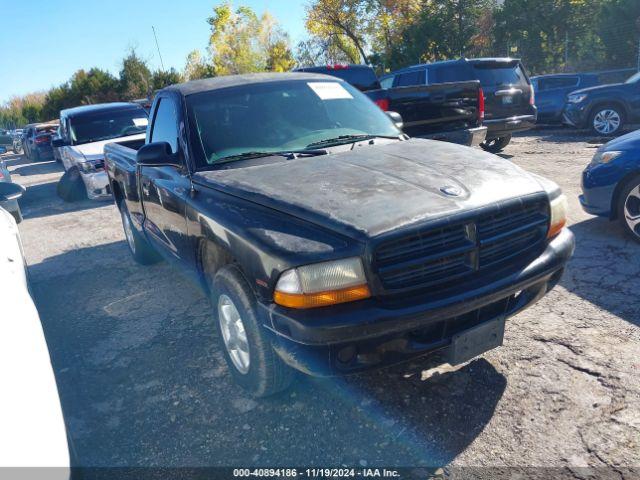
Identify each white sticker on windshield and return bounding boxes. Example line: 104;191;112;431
133;118;149;127
307;82;353;100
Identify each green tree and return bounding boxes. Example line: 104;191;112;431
119;50;152;99
205;3;296;75
266;39;296;72
493;0;606;74
151;68;183;90
598;0;640;69
184;50;216;80
305;0;370;63
208;3;264;74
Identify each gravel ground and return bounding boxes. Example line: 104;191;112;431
4;129;639;474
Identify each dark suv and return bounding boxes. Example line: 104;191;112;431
563;71;640;136
387;58;537;152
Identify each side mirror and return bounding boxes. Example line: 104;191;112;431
0;146;6;155
51;138;67;148
0;182;26;202
386;111;404;131
137;142;181;167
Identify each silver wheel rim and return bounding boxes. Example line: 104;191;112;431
218;294;250;374
121;209;136;254
624;184;640;238
593;109;620;135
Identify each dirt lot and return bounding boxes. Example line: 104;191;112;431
4;129;639;473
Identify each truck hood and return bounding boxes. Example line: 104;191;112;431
72;133;146;161
194;138;547;239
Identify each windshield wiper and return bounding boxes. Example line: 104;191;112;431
215;149;329;164
306;134;399;148
215;151;280;163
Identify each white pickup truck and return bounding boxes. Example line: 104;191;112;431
53;102;148;201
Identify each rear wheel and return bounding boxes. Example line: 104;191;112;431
211;265;295;397
56;167;87;202
618;175;640;243
119;201;162;265
590;105;624;136
480;135;512;153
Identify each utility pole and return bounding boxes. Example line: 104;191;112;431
564;31;569;69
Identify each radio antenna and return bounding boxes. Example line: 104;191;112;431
152;26;165;71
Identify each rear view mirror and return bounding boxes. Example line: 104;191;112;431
51;138;67;148
137;142;181;168
386;111;404;131
0;182;26;202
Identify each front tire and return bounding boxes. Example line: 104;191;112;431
480;135;512;153
590;105;624;136
211;265;295;397
118;200;162;265
56;167;87;202
617;175;640;243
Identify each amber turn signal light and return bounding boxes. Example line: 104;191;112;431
274;284;371;309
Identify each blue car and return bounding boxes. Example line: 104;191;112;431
580;128;640;241
532;73;599;124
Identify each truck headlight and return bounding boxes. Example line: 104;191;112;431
274;257;371;309
548;194;568;239
567;93;587;104
78;159;102;173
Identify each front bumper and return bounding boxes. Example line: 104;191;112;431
580;162;627;217
418;126;487;147
484;114;536;139
562;104;588;128
261;229;575;376
80;170;111;200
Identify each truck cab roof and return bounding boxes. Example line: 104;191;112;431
60;102;144;119
166;72;341;97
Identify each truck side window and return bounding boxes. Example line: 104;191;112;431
395;70;426;87
151;98;178;154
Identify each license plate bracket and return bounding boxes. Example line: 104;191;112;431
447;317;505;365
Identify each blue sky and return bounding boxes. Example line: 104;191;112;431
0;0;308;103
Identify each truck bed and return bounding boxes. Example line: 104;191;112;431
104;138;145;203
367;80;483;138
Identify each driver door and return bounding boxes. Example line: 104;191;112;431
139;94;191;262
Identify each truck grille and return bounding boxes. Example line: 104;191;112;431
373;198;549;292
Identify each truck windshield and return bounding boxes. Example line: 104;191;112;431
187;80;400;166
70;108;148;145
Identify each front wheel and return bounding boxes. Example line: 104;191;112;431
590;106;624;136
480;135;512;153
618;175;640;243
119;201;162;265
56;167;87;202
211;265;295;397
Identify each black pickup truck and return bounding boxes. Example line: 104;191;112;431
105;72;574;397
295;64;487;146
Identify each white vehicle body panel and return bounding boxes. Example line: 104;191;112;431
0;208;70;469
